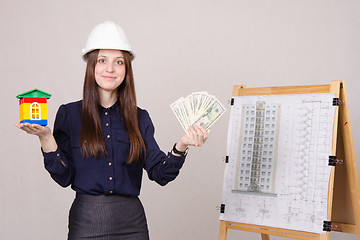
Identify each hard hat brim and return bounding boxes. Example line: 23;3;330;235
82;48;135;62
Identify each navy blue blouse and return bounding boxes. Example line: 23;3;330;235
42;100;186;197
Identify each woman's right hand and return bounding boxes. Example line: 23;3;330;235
15;122;58;152
15;122;51;138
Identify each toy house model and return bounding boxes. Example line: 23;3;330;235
16;89;52;126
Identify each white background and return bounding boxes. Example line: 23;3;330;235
1;1;359;239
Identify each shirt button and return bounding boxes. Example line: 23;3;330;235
109;162;112;166
107;135;110;139
106;123;109;127
57;153;60;157
110;190;113;194
60;160;67;167
105;112;108;115
109;177;113;180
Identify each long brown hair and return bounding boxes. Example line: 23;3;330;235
80;50;146;163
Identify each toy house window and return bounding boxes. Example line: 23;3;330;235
30;102;41;120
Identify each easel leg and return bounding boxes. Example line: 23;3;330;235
219;220;228;240
261;233;270;240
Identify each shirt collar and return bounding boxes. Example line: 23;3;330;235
99;100;119;112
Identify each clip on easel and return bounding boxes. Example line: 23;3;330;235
219;80;360;240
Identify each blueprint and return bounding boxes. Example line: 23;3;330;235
220;93;335;234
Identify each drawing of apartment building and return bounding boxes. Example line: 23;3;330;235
234;101;280;195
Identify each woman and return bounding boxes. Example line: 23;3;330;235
15;21;208;239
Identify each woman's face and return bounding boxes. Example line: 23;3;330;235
95;49;126;94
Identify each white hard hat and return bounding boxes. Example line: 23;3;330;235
82;21;135;61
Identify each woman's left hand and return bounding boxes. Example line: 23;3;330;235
174;125;209;154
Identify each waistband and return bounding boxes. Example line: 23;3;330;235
75;193;137;203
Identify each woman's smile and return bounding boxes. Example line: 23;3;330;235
102;75;117;80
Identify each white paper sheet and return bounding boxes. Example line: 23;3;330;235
220;93;335;234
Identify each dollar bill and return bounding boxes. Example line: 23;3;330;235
193;100;226;130
170;91;226;132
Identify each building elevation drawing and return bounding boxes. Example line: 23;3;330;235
220;93;335;234
234;101;280;194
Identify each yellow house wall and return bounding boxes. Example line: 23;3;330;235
19;102;48;121
19;104;24;122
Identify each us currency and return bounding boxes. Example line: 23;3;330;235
170;91;226;132
170;98;188;132
192;100;226;130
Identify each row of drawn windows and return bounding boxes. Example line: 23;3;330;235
242;149;273;155
240;170;272;176
244;123;276;128
243;137;275;142
245;110;277;115
245;116;277;122
241;156;273;162
243;143;274;149
241;163;273;169
240;177;271;183
244;130;276;135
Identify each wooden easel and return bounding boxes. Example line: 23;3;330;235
219;80;360;240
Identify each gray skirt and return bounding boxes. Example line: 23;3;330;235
68;193;149;240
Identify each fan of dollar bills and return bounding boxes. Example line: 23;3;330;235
170;91;226;132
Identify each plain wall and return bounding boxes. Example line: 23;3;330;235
1;0;359;239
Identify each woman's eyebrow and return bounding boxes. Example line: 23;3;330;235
98;55;124;59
